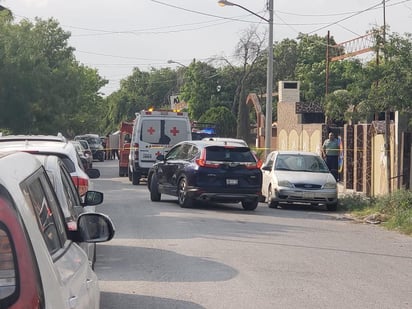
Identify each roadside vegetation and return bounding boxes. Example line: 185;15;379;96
338;190;412;236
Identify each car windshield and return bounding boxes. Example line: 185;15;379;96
205;146;255;162
275;154;329;173
85;137;101;145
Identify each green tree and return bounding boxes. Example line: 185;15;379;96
179;60;219;120
295;33;330;102
364;32;412;117
323;60;365;123
105;67;181;131
145;67;178;108
198;106;237;137
0;16;107;136
273;38;299;81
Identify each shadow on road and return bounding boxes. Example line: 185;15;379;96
95;245;238;282
100;292;205;309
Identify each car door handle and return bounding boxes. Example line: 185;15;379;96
69;296;78;308
86;278;94;289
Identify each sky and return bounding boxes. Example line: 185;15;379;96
6;0;412;96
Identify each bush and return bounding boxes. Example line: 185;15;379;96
340;190;412;235
338;193;373;212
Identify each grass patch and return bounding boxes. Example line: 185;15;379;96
338;190;412;236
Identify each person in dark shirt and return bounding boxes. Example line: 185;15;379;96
322;132;339;180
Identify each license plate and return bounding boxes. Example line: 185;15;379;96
226;179;238;185
303;192;314;199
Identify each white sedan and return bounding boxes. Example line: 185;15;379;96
261;150;338;211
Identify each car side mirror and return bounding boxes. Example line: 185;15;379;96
82;190;104;206
261;165;271;171
156;154;165;161
71;213;115;243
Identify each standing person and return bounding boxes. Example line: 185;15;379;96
322;132;340;181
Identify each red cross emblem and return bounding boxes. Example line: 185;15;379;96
147;127;155;135
170;127;180;136
155;151;162;156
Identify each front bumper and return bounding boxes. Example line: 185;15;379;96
275;187;337;205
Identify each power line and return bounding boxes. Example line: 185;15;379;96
307;1;384;34
150;0;265;23
305;0;411;35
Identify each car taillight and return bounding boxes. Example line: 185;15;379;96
0;197;44;308
133;143;139;160
244;159;263;170
195;149;220;168
71;176;89;197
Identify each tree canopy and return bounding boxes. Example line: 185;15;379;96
1;11;411;138
0;15;107;137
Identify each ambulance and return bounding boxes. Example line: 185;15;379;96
128;109;192;185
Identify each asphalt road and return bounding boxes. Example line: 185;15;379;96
92;160;412;309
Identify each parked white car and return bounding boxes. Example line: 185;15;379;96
261;150;338;211
35;154;103;269
0;151;115;308
0;135;100;196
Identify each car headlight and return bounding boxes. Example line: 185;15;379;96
323;182;337;189
277;180;294;188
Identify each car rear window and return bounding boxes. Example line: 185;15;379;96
205;146;255;162
85;137;101;145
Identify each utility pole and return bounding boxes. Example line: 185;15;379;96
383;0;391;194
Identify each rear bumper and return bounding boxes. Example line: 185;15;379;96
188;188;262;203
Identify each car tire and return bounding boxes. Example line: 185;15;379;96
242;200;258;211
267;186;278;208
132;171;140;185
150;175;161;201
326;202;338;211
98;152;104;162
178;177;192;208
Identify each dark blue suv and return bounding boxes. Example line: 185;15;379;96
147;140;263;210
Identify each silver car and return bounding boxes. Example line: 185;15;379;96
261;151;338;211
